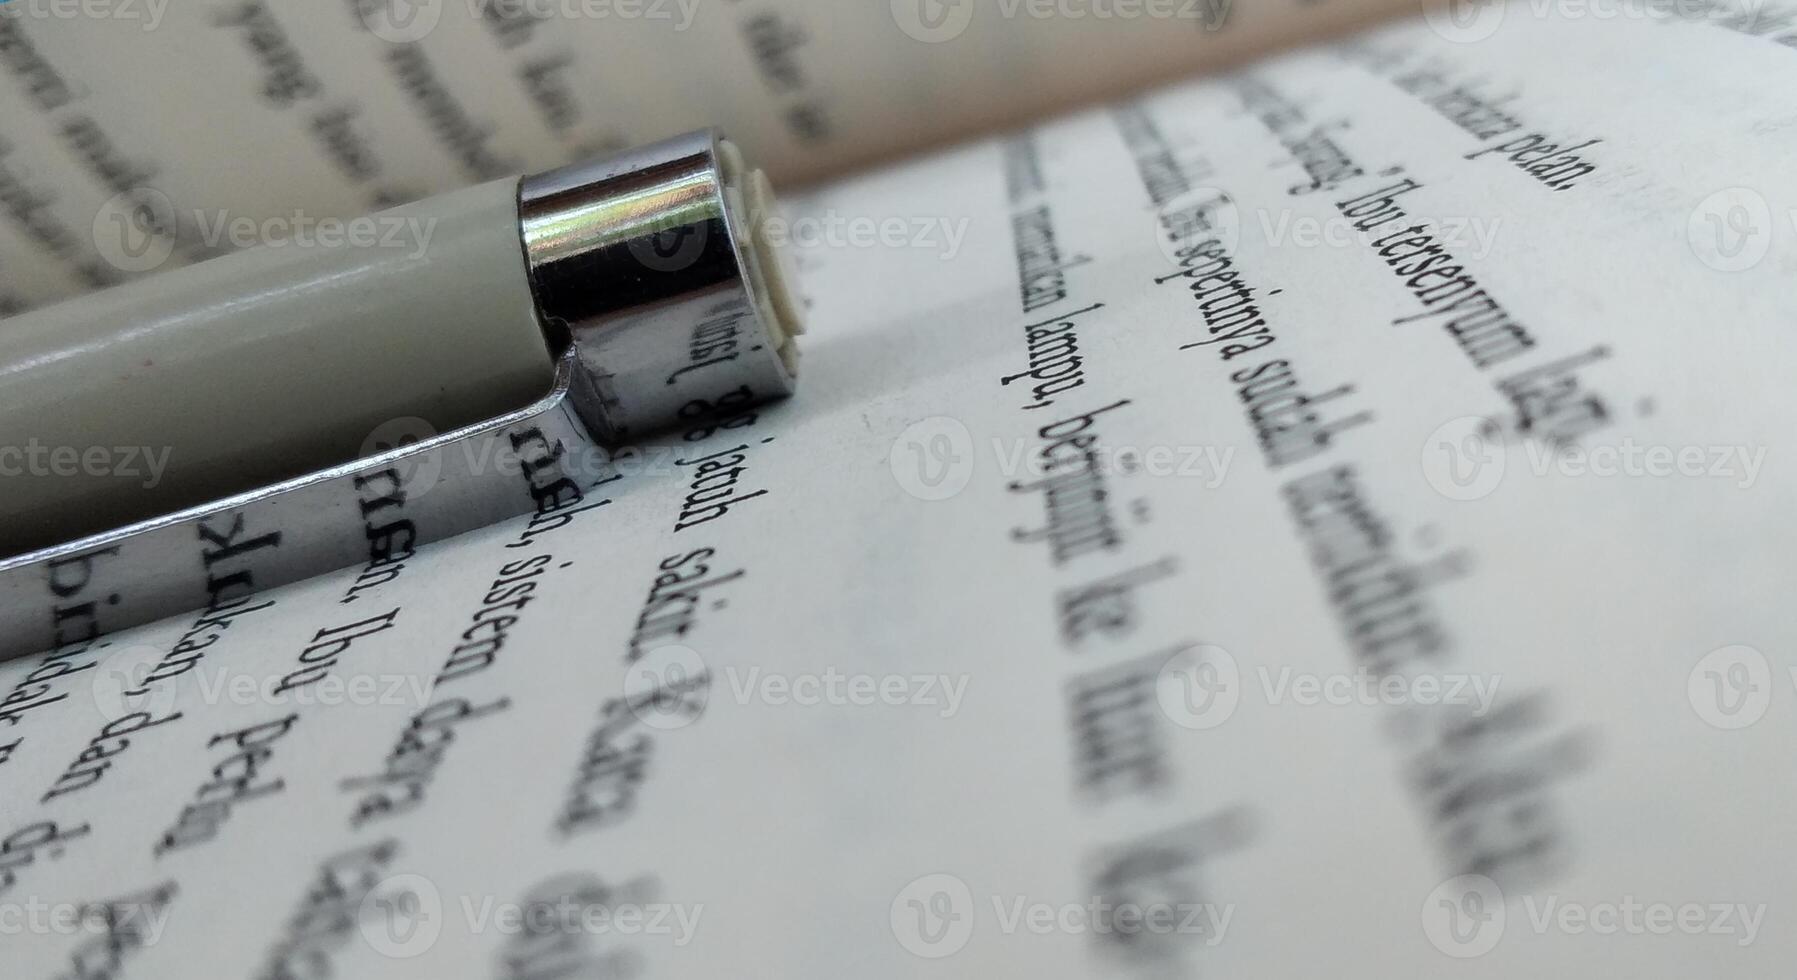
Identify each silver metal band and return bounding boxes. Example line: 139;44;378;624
520;129;799;446
0;350;613;662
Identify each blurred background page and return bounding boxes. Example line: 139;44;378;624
0;0;1415;309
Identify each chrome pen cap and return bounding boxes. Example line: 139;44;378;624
522;129;804;446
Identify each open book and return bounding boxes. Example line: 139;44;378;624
3;2;1796;977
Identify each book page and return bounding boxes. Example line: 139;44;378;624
2;6;1795;976
0;0;1412;311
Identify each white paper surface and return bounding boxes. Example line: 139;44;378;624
3;8;1797;976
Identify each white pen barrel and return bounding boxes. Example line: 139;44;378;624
0;177;556;560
